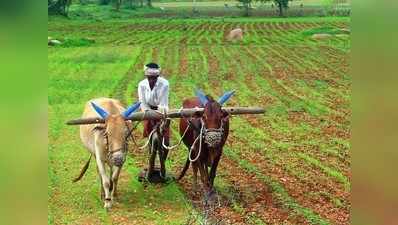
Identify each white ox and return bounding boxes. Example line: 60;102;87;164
74;98;140;209
226;28;243;42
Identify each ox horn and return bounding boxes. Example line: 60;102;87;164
195;89;209;106
91;102;109;119
122;101;141;118
218;90;235;105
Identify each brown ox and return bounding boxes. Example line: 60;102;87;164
74;98;140;209
177;90;234;200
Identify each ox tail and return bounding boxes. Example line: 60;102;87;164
73;154;92;183
177;156;190;180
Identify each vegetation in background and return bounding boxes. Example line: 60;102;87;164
271;0;291;16
48;0;72;16
49;0;350;18
236;0;253;17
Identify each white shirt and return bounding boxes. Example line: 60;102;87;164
138;77;169;111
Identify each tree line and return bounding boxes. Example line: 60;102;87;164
48;0;291;17
237;0;291;17
48;0;155;16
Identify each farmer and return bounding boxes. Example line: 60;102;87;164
138;62;170;146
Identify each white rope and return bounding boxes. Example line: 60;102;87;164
161;106;190;150
149;131;156;154
139;128;156;150
162;123;191;150
189;120;204;162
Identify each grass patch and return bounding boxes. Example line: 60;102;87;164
60;37;96;47
225;147;331;225
297;152;350;191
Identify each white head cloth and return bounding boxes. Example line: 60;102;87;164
144;65;161;76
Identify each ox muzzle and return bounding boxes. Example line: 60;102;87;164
108;150;126;167
202;119;224;148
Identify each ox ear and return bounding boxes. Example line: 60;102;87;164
218;90;235;105
122;101;141;118
195;89;209;106
91;102;109;119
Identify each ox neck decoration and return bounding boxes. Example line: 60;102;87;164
188;118;225;162
201;118;224;148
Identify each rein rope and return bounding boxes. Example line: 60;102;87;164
162;107;195;150
188;119;205;162
138;128;157;150
188;117;225;162
162;123;190;150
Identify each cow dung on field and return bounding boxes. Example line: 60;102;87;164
226;28;243;42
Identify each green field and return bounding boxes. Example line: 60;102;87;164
48;16;351;224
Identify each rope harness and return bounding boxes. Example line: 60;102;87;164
92;123;129;167
127;108;225;164
135;110;169;154
134;107;191;151
162;122;190;150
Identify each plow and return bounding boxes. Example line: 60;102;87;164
66;105;265;184
66;90;265;204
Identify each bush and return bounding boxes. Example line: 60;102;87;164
48;0;72;16
60;37;96;47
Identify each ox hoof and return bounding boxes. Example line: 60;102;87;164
139;168;170;184
204;190;218;206
104;199;112;210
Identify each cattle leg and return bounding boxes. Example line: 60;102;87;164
192;162;199;191
147;143;156;179
96;157;112;209
96;165;105;200
159;134;169;179
159;148;169;179
197;162;211;193
209;154;221;188
111;166;121;200
94;137;112;209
